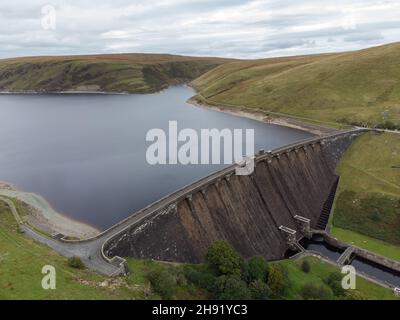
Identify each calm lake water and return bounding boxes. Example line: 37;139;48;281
0;86;313;230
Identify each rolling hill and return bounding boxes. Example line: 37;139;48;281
192;43;400;128
0;54;231;93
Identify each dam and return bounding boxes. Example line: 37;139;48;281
104;129;364;263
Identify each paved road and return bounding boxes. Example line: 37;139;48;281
0;128;365;277
0;196;121;276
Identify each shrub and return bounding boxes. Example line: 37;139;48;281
249;280;270;300
247;256;269;283
344;290;368;300
300;283;334;300
214;276;251;300
267;265;290;298
323;272;346;297
146;269;176;299
301;260;311;273
67;256;85;269
184;267;216;292
206;241;243;277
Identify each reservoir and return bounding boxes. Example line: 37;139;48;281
0;86;313;230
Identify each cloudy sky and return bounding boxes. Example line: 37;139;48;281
1;0;399;59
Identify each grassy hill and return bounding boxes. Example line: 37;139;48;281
0;54;230;93
330;132;400;260
192;43;400;128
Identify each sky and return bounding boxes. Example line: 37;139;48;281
0;0;399;59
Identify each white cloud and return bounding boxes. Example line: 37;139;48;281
0;0;399;59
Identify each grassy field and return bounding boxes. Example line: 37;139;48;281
192;42;400;128
331;132;400;259
0;54;230;93
331;228;400;262
277;256;397;300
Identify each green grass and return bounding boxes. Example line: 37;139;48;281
0;54;230;93
331;227;400;262
276;257;397;300
192;42;400;128
0;201;132;299
330;131;400;259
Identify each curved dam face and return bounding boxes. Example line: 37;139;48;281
104;132;362;263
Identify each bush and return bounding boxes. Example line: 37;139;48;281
247;256;269;283
323;272;345;297
267;265;290;298
184;267;216;292
249;280;270;300
214;276;251;300
300;283;334;300
301;260;311;273
206;241;243;277
146;269;177;299
67;256;85;269
344;290;368;300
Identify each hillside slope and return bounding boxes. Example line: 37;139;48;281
0;54;230;93
192;43;400;128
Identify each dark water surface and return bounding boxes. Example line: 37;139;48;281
351;256;400;288
0;86;313;230
300;236;344;261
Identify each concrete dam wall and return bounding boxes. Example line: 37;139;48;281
104;131;363;263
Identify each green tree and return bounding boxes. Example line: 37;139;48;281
214;276;251;300
206;241;243;277
267;264;290;298
300;283;333;300
301;260;311;273
249;279;270;300
323;272;345;297
147;269;176;299
247;256;269;283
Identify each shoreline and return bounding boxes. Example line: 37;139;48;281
0;182;100;239
187;95;338;136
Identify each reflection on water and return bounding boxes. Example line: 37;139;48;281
0;86;313;229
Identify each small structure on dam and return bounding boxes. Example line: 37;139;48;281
104;131;364;263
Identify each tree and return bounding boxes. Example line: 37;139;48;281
301;260;311;273
206;241;243;277
214;276;251;300
184;267;216;292
323;272;345;297
247;256;269;283
249;279;270;300
300;283;333;300
147;269;177;299
267;265;290;298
